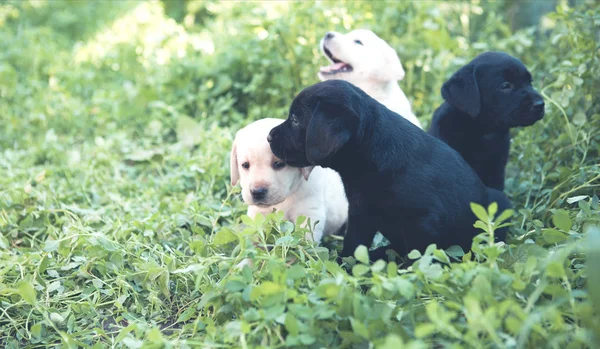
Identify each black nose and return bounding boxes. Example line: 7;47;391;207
267;134;273;142
532;99;545;111
251;187;268;200
325;32;334;40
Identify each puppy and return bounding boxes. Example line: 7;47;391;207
428;51;545;191
318;29;422;128
230;118;348;243
268;80;511;262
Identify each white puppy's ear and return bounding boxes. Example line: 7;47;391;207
384;45;406;81
301;166;315;180
230;139;240;186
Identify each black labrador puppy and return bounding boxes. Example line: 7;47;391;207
268;80;511;262
428;51;545;191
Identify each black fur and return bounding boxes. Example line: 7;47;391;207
268;80;511;262
429;51;545;190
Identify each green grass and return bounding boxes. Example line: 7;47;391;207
1;1;599;348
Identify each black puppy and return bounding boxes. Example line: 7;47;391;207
428;51;545;191
268;80;511;262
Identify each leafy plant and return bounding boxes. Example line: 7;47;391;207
0;0;598;348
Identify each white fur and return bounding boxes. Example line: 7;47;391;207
318;29;422;128
230;118;348;244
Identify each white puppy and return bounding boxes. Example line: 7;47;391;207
230;118;348;243
318;29;422;128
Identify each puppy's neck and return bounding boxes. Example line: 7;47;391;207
361;80;401;103
361;80;414;118
445;103;510;137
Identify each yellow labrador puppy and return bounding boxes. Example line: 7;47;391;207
230;118;348;244
318;29;422;128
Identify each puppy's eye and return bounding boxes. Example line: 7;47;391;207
241;162;250;170
273;161;285;170
291;114;299;126
354;39;363;45
500;82;513;90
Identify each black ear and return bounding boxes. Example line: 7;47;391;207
305;101;352;164
441;64;480;118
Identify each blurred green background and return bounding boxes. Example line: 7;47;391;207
1;0;599;348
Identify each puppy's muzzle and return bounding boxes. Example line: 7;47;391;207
325;32;334;40
251;187;268;201
531;99;545;113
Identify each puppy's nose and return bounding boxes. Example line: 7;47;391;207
532;99;545;111
251;187;268;200
325;32;334;40
267;134;273;143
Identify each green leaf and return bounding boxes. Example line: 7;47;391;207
415;323;436;338
275;235;294;246
585;225;600;337
225;280;246;292
250;281;283;301
43;239;59;253
284;314;299;336
488;202;498;218
470;202;488;222
396;278;415;299
546;262;566;278
541;229;568;244
445;245;464;259
213;228;237;245
371;259;386;273
566;195;588;204
495;208;514;225
552;210;572;231
387;261;398;278
18;281;36;305
378;334;404;349
31;323;43;339
287;265;306;280
352;264;370;277
407;249;421;260
177;307;196;323
50;312;65;323
354;245;369;264
0;235;9;250
350;317;369;339
473;221;488;231
572;111;586;126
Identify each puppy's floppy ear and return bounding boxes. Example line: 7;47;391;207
306;101;352;164
301;166;315;180
441;63;480;118
372;44;405;82
229;139;240;186
384;46;405;81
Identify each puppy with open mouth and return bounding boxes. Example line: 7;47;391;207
318;29;422;128
428;51;545;191
268;80;511;262
230;118;348;244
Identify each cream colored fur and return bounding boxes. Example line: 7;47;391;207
318;29;421;128
230;118;348;244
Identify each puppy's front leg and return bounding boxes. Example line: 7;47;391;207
338;208;378;260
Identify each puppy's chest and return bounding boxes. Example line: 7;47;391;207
344;172;399;206
468;133;510;160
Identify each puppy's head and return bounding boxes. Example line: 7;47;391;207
230;118;313;207
268;80;362;168
318;29;405;85
441;51;545;130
